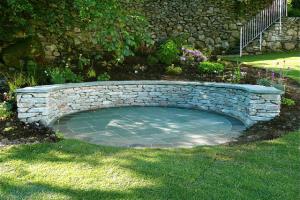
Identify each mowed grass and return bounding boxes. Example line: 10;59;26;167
0;131;299;200
224;51;300;83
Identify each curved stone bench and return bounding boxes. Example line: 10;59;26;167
16;81;283;127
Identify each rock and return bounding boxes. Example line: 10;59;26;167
53;51;60;57
205;38;214;45
188;37;196;43
284;43;296;50
1;138;9;144
74;27;81;33
221;41;229;49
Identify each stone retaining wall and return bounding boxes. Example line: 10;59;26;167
16;81;283;127
245;17;300;54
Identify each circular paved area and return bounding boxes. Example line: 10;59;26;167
52;107;245;147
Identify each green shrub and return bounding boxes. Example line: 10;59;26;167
3;73;37;101
282;97;296;106
169;34;189;48
26;60;38;77
198;62;224;74
292;0;300;9
49;68;65;84
49;68;83;84
232;66;241;83
64;68;83;83
288;7;300;16
165;64;182;76
288;0;300;16
256;78;272;86
87;68;97;79
158;40;180;65
0;1;153;63
97;72;111;81
146;55;159;65
0;102;12;120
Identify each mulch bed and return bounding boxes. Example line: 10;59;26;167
0;115;59;146
0;57;299;146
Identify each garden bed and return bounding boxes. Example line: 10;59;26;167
1;60;299;146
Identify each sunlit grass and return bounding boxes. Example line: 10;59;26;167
1;132;299;199
223;51;300;83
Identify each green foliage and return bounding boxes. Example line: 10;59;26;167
292;0;300;8
146;55;159;65
78;55;90;70
158;40;180;65
232;66;242;83
165;64;182;76
0;0;152;63
282;97;296;106
0;102;13;119
288;0;300;16
3;73;37;100
74;0;153;62
1;37;43;69
48;68;65;84
48;68;83;84
97;72;111;81
169;34;189;48
256;78;272;86
87;68;97;79
198;61;224;74
26;60;38;77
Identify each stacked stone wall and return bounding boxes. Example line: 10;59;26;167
16;81;283;127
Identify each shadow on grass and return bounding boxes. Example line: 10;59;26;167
0;132;299;199
0;177;143;199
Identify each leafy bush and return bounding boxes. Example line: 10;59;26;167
158;40;180;65
282;97;296;106
292;0;300;9
232;66;242;83
146;55;159;65
281;97;296;106
198;62;224;74
48;68;65;84
87;68;97;79
165;64;182;76
48;68;83;84
0;0;153;63
3;73;37;101
0;102;12;120
169;34;189;48
256;78;272;86
97;72;111;81
26;60;38;77
256;70;286;91
288;0;300;16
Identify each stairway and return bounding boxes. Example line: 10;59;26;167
243;17;300;54
239;0;288;56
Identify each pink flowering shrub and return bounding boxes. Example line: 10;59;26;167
180;46;207;67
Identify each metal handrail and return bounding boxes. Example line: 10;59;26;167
240;0;288;56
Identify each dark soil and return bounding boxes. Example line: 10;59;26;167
0;114;59;146
0;56;299;146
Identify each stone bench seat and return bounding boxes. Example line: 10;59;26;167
16;81;284;127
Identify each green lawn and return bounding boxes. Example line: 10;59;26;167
1;131;300;200
223;51;300;83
